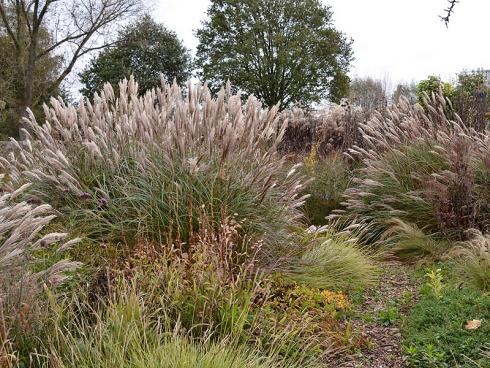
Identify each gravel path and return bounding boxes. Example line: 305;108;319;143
343;262;419;368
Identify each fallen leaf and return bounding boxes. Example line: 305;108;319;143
465;319;482;330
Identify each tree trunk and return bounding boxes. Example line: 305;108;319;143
19;27;39;141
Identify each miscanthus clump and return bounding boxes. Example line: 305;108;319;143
335;92;490;240
1;77;307;264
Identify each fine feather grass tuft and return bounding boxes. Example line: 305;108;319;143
283;227;379;290
381;218;452;261
451;229;490;292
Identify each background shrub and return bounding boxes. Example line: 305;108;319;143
301;152;352;225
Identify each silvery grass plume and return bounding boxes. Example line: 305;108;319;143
0;77;307;264
332;91;490;238
347;92;488;161
3;77;295;186
0;182;82;299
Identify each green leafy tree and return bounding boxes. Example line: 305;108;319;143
80;16;192;98
0;22;63;138
454;71;489;101
195;0;353;109
416;75;454;105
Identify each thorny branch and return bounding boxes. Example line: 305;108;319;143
441;0;458;27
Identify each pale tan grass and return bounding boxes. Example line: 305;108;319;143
0;185;81;299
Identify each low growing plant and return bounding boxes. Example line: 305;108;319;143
255;277;367;356
381;218;452;261
47;284;324;368
403;282;490;367
424;268;444;300
377;306;400;326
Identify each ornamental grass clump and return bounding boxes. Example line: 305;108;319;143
301;150;352;225
46;280;325;368
283;226;379;290
335;93;490;241
123;215;263;338
1;77;306;265
40;214;336;367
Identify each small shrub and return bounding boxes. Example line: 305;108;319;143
279;105;368;157
255;278;366;356
423;268;444;300
424;136;480;237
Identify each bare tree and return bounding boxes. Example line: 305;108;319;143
0;0;143;138
349;77;388;111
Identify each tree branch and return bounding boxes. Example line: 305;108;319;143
48;39;117;93
441;0;458;27
0;2;20;49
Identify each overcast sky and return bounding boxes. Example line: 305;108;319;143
154;0;490;88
